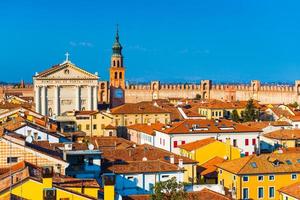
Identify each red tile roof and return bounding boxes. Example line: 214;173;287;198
156;119;262;134
178;138;217;151
127;123;165;136
279;182;300;199
110;102;170;114
264;129;300;140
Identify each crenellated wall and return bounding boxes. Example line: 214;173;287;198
121;80;300;104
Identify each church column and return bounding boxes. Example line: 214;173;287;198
93;86;98;110
75;86;81;111
35;86;41;113
54;85;60;116
87;86;92;110
41;86;47;116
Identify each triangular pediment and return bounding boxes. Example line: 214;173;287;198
35;62;98;80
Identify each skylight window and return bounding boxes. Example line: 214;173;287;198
286;160;292;165
250;162;257;168
297;159;300;163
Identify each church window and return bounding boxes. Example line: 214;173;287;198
64;69;70;74
114;72;118;79
117;60;120;67
119;72;122;79
113;60;116;66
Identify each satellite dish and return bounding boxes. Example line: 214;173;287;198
25;136;33;143
88;143;94;150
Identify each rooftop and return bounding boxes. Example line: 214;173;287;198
217;152;300;175
264;129;300;140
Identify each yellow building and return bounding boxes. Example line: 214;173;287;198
110;101;171;126
57;110;114;137
197;99;260;120
0;162;102;200
179;138;240;183
217;153;300;200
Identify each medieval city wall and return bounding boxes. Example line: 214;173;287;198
124;80;300;104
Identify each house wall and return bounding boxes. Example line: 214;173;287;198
218;169;300;200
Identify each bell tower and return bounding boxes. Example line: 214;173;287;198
109;26;125;108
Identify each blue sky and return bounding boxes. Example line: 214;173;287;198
1;0;300;83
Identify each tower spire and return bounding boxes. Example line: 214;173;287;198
112;24;122;56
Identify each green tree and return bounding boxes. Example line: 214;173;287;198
289;101;299;108
231;109;240;122
195;94;201;100
150;177;187;200
242;99;259;122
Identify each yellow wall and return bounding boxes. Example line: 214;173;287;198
104;185;115;200
180;140;240;166
76;112;114;137
113;113;170;126
198;107;246;120
182;164;197;183
218;169;300;200
0;178;99;200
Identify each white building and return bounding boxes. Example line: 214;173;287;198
33;54;99;116
149;119;262;156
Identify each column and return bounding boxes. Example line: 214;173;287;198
54;85;60;116
93;86;98;111
87;86;92;110
41;86;47;116
35;86;41;113
75;86;81;111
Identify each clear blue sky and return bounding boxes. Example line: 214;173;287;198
1;0;300;83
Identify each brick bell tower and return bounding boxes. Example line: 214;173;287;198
109;25;125;108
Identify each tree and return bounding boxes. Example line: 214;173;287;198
150;177;187;200
289;101;299;109
195;94;201;100
231;109;240;122
242;99;259;122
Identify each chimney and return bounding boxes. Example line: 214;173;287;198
170;155;175;164
103;174;115;200
225;138;231;160
178;159;183;168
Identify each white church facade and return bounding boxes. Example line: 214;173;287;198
33;55;99;116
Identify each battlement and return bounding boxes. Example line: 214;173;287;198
126;80;298;92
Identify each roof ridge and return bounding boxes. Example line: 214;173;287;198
237;155;255;174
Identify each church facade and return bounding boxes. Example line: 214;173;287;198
33;57;99;116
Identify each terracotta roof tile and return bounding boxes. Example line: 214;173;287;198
264;129;300;140
127;123;165;136
110;102;170;114
217;153;300;175
157;119;262;134
279;182;300;199
178;138;217;151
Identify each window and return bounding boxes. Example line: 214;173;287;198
258;187;264;199
160;138;162;145
245;139;249;146
173;141;178;148
181;141;186;145
233;175;236;180
114;72;118;79
269;187;275;198
119;72;122;79
243;176;249;182
291;173;297;180
93;115;97;119
258;175;264;181
245;152;249;156
242;188;249;199
88;158;94;166
78;125;82;131
233;139;237;147
127;176;134;180
93;124;97;130
250;162;257;168
269;175;275;181
86;124;90;130
252;138;256;145
219;169;222;174
161;175;169;178
7;157;18;163
286;160;292;165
